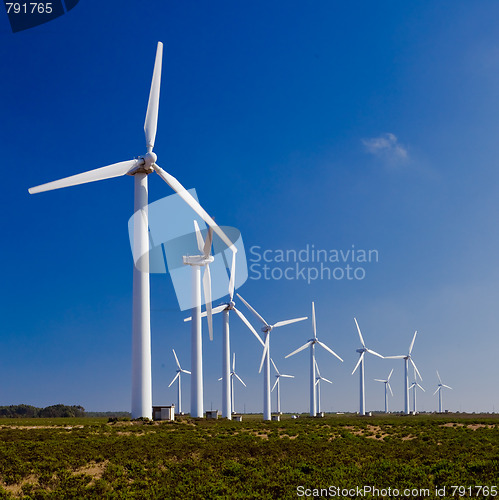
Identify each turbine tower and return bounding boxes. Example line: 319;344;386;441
314;358;332;414
285;302;343;416
409;368;425;414
351;318;384;416
271;359;294;414
385;330;422;415
374;368;394;413
28;42;235;418
237;294;307;421
185;253;264;419
183;221;217;418
168;349;191;414
434;370;452;413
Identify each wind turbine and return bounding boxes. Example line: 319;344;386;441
385;331;422;415
409;368;425;414
434;370;452;413
218;353;246;414
185;253;264;419
271;359;294;414
374;368;394;413
183;221;217;418
168;349;191;414
237;294;307;421
351;318;384;416
28;42;235;419
314;358;332;414
285;302;343;416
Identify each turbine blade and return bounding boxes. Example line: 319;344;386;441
374;379;386;382
410;358;422;381
168;372;180;387
234;373;246;387
352;351;364;375
322;377;333;384
271;378;279;392
193;220;205;253
270;358;279;375
314;358;321;378
417;383;425;392
233;307;265;347
433;387;441;396
203;265;213;341
172;348;181;369
203;228;213;258
366;348;384;359
312;302;317;339
384;355;405;359
408;330;418;355
317;340;343;362
28;159;138;194
443;384;453;390
153;164;236;251
436;370;442;384
281;374;294;378
388;368;394;381
236;294;268;327
144;41;163;150
218;377;222;381
258;335;269;374
228;251;236;301
273;317;308;328
354;318;366;347
388;383;393;397
182;370;191;375
285;341;312;359
183;303;226;322
315;379;320;386
233;352;236;372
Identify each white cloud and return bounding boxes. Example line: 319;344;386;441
362;132;408;165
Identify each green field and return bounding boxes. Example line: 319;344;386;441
0;414;497;499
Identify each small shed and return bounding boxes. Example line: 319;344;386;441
316;412;325;418
152;405;175;421
232;414;243;422
206;410;219;419
271;414;281;421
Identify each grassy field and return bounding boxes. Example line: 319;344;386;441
0;413;497;499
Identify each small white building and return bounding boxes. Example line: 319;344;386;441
206;410;219;419
152;405;175;421
316;412;325;418
271;414;281;421
232;414;243;422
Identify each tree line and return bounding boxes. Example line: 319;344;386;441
0;404;85;418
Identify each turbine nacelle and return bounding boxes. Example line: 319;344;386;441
183;254;215;266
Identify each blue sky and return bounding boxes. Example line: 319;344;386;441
1;1;499;414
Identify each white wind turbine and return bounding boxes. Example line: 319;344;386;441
352;318;384;416
28;42;235;419
374;368;394;413
434;371;452;413
237;294;307;421
271;359;294;414
285;302;343;416
183;221;217;418
385;331;422;415
314;358;332;414
409;368;425;414
168;349;191;414
185;253;264;419
218;353;246;414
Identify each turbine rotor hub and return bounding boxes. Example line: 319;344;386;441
139;151;157;173
227;301;235;310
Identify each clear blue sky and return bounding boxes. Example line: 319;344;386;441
1;1;498;413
